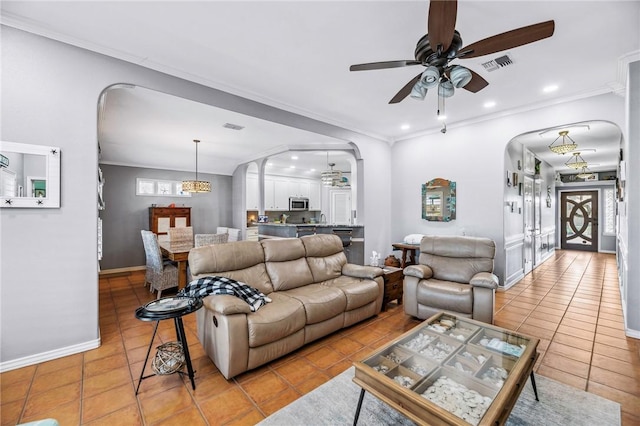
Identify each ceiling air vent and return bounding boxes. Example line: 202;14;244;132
481;54;515;72
223;123;245;131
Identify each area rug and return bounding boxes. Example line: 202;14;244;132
258;367;620;426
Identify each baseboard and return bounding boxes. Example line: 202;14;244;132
99;265;145;276
0;337;101;373
625;327;640;339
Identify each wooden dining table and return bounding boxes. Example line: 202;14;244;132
159;240;193;290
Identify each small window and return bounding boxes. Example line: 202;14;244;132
603;187;615;235
136;178;191;197
137;179;155;195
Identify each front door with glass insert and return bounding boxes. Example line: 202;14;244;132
561;191;598;251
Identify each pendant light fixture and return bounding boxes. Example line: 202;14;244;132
182;139;211;193
565;152;588;170
321;152;342;187
549;130;579;155
576;166;594;180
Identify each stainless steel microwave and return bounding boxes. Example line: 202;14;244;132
289;197;309;211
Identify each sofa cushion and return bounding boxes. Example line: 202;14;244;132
189;241;264;275
322;276;379;311
419;236;495;283
417;278;473;314
262;237;306;261
306;252;346;283
247;292;306;347
301;234;344;257
262;238;315;290
420;235;496;258
301;234;346;282
197;264;274;295
266;258;315;291
419;255;494;284
282;284;347;324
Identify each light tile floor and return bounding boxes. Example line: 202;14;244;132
1;250;638;425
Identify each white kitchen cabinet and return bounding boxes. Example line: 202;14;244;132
256;175;323;211
246;174;259;210
265;176;290;210
308;181;321;210
289;180;310;198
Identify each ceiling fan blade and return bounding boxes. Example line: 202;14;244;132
350;60;421;72
462;69;489;93
459;20;555;59
427;0;458;53
389;73;422;104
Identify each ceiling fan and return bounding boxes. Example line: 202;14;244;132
349;0;555;104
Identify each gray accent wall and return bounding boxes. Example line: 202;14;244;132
99;164;233;270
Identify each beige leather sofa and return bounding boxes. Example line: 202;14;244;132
403;235;499;324
188;234;384;379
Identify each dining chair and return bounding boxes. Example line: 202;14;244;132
194;233;229;247
168;226;193;243
227;227;241;242
216;226;241;242
141;230;179;298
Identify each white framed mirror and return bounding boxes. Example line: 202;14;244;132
0;141;61;208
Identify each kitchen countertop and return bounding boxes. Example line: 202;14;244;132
259;223;363;227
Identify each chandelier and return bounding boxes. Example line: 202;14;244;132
321;153;342;187
549;130;579;155
576;166;594;180
565;152;588;170
182;139;211;193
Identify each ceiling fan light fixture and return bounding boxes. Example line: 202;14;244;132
549;130;578;155
438;80;455;98
420;66;440;88
410;82;428;100
449;66;472;88
565;151;588;170
182;139;211;193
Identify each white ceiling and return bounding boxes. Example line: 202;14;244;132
2;1;639;175
98;86;354;176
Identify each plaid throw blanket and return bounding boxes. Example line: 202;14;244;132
177;276;272;312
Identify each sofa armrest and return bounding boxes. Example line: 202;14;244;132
342;264;384;280
470;272;499;290
403;264;433;280
203;295;252;315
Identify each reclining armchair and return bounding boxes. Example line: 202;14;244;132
403;235;499;324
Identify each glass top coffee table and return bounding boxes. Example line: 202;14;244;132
353;312;539;425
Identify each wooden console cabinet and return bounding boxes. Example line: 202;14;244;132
149;207;191;238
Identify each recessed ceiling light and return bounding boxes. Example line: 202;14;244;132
400;124;411;130
483;101;496;108
437;115;447;121
291;155;298;160
543;85;558;93
310;168;316;172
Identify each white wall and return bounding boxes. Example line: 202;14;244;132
390;93;627;287
622;60;639;335
0;26;393;369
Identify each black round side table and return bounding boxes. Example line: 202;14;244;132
134;296;203;395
